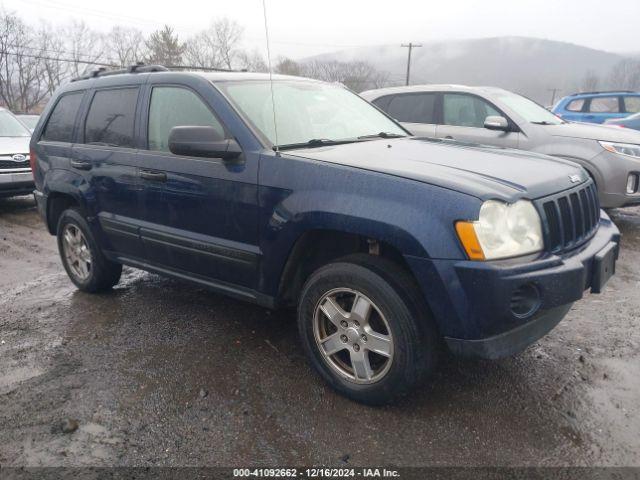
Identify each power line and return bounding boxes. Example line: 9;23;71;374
401;42;422;86
0;49;116;67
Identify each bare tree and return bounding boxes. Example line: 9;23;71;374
184;30;222;69
0;11;49;112
296;59;391;92
64;20;106;78
107;26;146;67
609;59;640;90
275;57;303;76
37;22;70;98
236;49;268;72
581;69;599;92
211;18;243;69
184;19;244;70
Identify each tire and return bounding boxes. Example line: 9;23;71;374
297;254;439;405
56;208;122;292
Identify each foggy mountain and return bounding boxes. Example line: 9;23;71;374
306;36;627;104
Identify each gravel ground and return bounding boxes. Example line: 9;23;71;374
0;195;638;467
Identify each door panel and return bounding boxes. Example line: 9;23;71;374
136;150;260;287
73;145;143;257
137;84;260;288
73;86;148;258
403;122;437;137
435;124;519;148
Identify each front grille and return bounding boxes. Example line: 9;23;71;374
537;180;600;253
0;159;29;169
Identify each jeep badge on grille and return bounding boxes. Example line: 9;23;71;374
569;174;581;183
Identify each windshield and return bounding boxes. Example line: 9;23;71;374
18;115;39;130
494;91;564;125
217;80;406;147
0;110;31;137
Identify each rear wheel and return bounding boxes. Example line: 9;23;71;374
297;254;439;405
57;208;122;292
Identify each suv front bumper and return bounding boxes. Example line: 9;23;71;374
406;211;620;359
0;170;34;197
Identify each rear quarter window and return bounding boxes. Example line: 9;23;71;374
84;88;139;148
41;92;84;142
624;96;640;114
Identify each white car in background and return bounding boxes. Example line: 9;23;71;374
0;108;33;198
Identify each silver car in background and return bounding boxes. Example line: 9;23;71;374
361;85;640;208
0;108;33;198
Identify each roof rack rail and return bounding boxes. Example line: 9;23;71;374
569;89;638;96
70;63;169;82
165;65;247;73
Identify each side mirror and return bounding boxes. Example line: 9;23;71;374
168;126;242;160
484;115;510;131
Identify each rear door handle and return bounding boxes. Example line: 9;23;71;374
70;159;92;170
445;136;455;140
139;170;167;182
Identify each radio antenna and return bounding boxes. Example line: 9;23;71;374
262;0;280;154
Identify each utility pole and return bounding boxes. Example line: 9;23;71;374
401;42;422;86
547;88;560;107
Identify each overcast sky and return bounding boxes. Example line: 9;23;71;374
3;0;638;59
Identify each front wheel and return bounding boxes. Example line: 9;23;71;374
297;255;439;405
57;208;122;292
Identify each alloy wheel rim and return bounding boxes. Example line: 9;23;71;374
62;224;92;281
313;288;394;384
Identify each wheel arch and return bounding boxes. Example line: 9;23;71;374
274;227;422;308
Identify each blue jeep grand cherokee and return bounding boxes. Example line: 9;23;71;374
31;66;620;404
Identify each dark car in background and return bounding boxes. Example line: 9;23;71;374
0;107;34;198
31;68;619;404
605;112;640;131
552;90;640;124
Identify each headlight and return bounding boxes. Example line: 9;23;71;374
599;141;640;159
456;200;543;260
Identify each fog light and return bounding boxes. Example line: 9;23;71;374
627;174;639;194
510;283;541;319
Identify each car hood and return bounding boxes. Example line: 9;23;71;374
0;136;30;155
286;137;587;201
545;121;640;143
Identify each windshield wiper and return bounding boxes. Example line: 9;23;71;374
275;138;361;151
357;132;407;139
531;121;560;125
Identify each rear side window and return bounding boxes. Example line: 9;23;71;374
443;93;500;128
41;92;84;142
385;93;437;124
565;99;585;112
624;96;640;113
84;88;138;148
588;97;620;113
147;86;224;153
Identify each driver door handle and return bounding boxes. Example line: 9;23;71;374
70;159;92;170
139;170;167;182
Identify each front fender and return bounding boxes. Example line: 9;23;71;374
258;153;482;296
